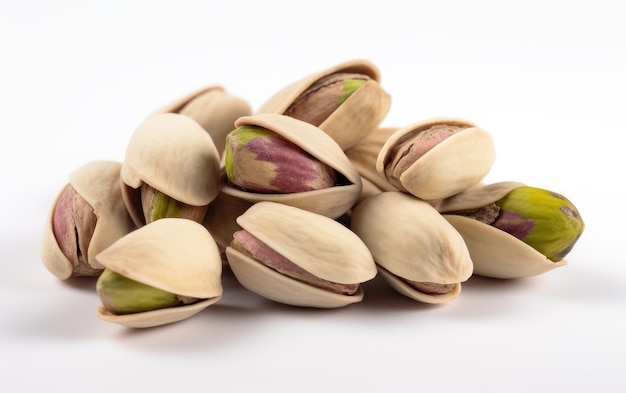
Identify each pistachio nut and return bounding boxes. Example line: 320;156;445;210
226;201;377;308
351;191;473;304
121;113;221;227
257;59;391;150
376;118;496;200
202;191;254;252
95;218;223;328
439;182;584;278
221;113;363;219
40;160;135;280
155;85;252;156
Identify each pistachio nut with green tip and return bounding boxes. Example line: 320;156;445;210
351;191;473;304
155;85;252;157
257;59;391;150
376;118;496;200
95;218;223;328
226;201;377;308
221;113;363;219
40;160;135;280
438;182;585;279
121;113;221;227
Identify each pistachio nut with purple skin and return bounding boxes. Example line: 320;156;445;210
439;182;585;278
225;201;377;308
256;59;391;150
376;118;496;201
224;125;337;193
220;113;363;219
40;160;135;280
283;72;371;127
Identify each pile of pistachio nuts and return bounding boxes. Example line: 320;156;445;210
40;59;585;328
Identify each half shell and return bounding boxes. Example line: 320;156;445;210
95;218;223;328
220;113;363;219
256;59;391;150
40;160;135;280
439;182;567;279
155;85;252;156
376;118;496;200
121;113;221;227
226;201;377;308
351;191;473;304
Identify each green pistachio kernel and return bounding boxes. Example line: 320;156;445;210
493;186;584;262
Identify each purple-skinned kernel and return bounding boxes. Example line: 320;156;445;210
491;210;535;240
225;125;336;193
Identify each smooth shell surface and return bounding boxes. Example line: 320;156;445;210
41;160;135;280
444;215;567;279
435;181;525;213
351;191;473;302
95;218;223;327
96;218;222;298
226;201;376;308
256;59;391;150
377;118;496;200
155;85;252;156
121;113;221;225
221;113;362;219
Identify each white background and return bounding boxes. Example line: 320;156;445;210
1;0;625;392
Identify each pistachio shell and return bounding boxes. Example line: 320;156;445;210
376;118;496;200
377;266;462;304
257;59;391;150
40;160;135;280
351;191;473;303
220;113;362;219
121;113;221;226
95;218;223;327
226;201;376;308
155;85;252;156
345;127;399;192
438;182;579;278
443;215;566;279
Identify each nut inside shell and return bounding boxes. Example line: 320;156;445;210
95;218;223;327
377;118;496;200
220;113;363;219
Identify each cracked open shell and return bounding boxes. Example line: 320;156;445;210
95;218;223;328
351;191;473;304
226;201;377;308
438;181;579;279
41;160;135;280
256;59;391;150
221;113;362;219
376;118;496;200
121;113;221;227
155;85;252;156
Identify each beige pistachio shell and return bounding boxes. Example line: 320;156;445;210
377;266;462;304
345;127;399;192
155;85;252;156
443;215;566;279
376;118;496;200
95;218;223;327
256;59;391;150
221;113;363;219
226;249;365;308
439;181;566;279
121;113;221;226
351;191;473;303
226;201;376;308
41;160;135;280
